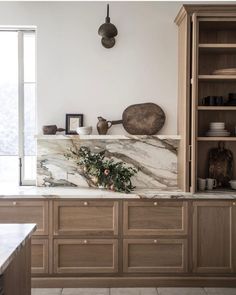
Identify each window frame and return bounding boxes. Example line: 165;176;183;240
0;27;37;186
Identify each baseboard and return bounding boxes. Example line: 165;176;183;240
32;276;236;288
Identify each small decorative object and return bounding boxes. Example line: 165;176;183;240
229;180;236;190
76;126;92;135
225;93;236;106
98;4;118;49
201;96;224;106
198;178;206;191
206;122;230;137
65;114;83;135
206;178;217;190
208;141;233;187
65;146;137;193
97;116;122;135
42;125;65;135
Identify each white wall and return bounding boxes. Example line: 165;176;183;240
0;1;183;135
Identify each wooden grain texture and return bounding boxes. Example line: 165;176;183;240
3;239;31;295
0;200;48;235
177;11;191;192
31;239;49;274
193;201;233;273
123;239;187;273
53;200;118;236
123;201;188;236
53;239;118;274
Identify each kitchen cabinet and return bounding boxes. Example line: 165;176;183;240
123;201;188;236
53;200;118;236
54;239;118;274
123;238;187;273
193;201;236;273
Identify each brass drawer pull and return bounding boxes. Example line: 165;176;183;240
154;202;158;206
12;201;17;206
83;202;88;206
83;240;88;244
233;202;236;206
154;239;157;243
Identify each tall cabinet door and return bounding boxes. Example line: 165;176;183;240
193;201;234;273
190;13;200;193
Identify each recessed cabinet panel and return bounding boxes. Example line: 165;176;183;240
54;239;118;274
193;201;234;273
53;200;118;236
123;201;188;235
31;239;49;274
123;239;187;273
0;200;48;235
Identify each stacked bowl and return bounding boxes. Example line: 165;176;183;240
206;122;230;137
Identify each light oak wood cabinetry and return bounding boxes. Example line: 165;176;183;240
31;239;49;274
123;201;188;236
53;200;118;236
0;200;48;235
192;201;236;273
1;197;236;287
176;5;236;193
54;239;118;274
0;200;49;275
123;238;187;273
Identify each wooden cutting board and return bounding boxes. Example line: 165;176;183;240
121;103;165;135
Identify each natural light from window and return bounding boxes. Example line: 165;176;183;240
0;30;36;186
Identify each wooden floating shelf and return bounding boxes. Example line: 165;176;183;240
199;43;236;52
198;137;236;141
198;75;236;81
198;106;236;110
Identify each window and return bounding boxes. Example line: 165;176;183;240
0;29;36;186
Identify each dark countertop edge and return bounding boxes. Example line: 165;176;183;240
0;224;37;275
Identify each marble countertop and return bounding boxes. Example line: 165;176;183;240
0;223;36;274
0;186;236;199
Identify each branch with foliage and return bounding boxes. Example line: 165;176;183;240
65;146;137;193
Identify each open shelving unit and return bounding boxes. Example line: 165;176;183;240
191;15;236;192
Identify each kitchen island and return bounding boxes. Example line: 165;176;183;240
0;223;36;295
0;187;236;288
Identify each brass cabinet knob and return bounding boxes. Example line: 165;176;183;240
83;240;88;244
154;202;158;206
154;240;157;243
233;202;236;206
12;201;16;206
83;201;88;206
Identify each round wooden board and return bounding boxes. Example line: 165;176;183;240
122;102;165;135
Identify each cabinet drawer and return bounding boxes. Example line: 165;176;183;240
123;201;188;236
53;200;118;236
31;239;49;274
54;239;118;273
0;200;48;235
123;239;187;273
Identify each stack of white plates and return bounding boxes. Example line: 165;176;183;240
206;122;230;137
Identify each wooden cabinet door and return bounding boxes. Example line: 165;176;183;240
31;239;49;274
123;201;188;236
0;200;48;235
53;200;118;236
193;201;234;273
123;239;187;273
53;239;118;274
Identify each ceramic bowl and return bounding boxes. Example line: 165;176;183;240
76;126;92;135
229;180;236;190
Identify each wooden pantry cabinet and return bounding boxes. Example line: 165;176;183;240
175;5;236;193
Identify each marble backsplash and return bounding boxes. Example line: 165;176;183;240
37;135;180;190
